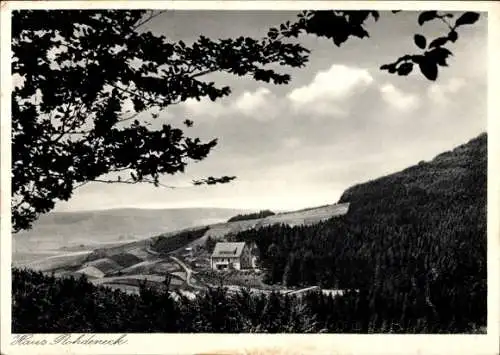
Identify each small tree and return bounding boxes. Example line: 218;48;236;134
204;236;217;253
162;274;172;294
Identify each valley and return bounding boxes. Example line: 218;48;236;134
14;203;350;298
12;207;252;265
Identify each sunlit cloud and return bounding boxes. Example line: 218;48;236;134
379;83;420;111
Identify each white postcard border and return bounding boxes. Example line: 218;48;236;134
1;1;499;355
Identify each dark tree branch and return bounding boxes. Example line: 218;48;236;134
131;10;167;32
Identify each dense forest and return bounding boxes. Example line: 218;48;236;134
230;133;487;331
12;133;487;333
227;210;276;222
13;268;483;333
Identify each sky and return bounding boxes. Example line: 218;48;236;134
55;10;488;212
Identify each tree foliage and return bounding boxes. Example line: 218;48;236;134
266;10;479;79
11;10;480;232
378;11;480;79
227;209;276;222
149;227;210;255
11;264;483;333
11;10;309;232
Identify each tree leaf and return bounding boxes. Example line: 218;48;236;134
428;47;453;67
380;63;397;74
455;12;480;27
429;36;449;48
418;11;438;26
447;30;458;42
414;34;427;49
418;58;438;81
397;62;413;76
133;99;146;112
410;54;425;64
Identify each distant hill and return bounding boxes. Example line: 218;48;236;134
13;207;251;263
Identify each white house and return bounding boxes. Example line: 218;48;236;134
210;242;256;270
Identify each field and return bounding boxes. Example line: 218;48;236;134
17;251;92;272
200;203;349;242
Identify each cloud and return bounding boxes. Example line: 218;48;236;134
379;83;420;111
183;97;228;118
182;64;380;121
233;88;273;116
282;137;301;149
182;87;278;121
428;78;466;105
287;64;374;116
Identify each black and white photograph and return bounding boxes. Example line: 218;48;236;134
1;1;499;354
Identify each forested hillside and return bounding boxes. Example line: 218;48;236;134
230;133;487;331
12;134;487;333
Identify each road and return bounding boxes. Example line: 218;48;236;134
142;245;203;290
169;256;205;290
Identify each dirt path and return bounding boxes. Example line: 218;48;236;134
145;245;160;256
169;256;204;290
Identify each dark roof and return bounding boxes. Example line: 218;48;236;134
211;242;246;258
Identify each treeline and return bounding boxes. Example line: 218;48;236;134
227;210;275;222
230;133;487;331
151;227;210;254
12;268;483;333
